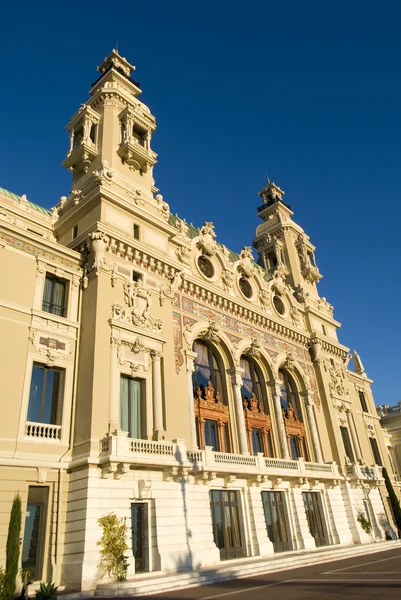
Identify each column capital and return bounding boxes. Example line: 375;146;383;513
226;366;245;387
185;349;197;373
300;389;315;406
150;349;162;361
267;379;282;396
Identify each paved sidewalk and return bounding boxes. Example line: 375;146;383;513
139;546;401;600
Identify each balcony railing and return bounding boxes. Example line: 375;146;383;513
25;422;61;441
345;463;383;481
99;432;342;480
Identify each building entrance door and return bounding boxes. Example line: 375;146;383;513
302;491;328;547
22;486;48;581
210;490;245;560
261;491;291;552
131;503;147;571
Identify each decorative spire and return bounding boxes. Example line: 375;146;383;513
353;351;366;375
258;179;285;206
97;49;135;78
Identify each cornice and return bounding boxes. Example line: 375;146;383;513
0;223;83;272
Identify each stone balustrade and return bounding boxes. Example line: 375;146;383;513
25;422;62;441
345;462;383;481
99;432;343;481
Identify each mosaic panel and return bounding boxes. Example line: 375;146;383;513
172;311;184;374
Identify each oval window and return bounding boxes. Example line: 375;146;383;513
273;295;285;315
197;255;215;279
239;277;253;299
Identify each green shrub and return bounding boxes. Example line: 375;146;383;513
357;509;372;535
3;494;21;600
35;583;58;600
97;513;129;582
382;467;401;533
0;567;6;599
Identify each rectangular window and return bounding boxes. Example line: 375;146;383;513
210;490;244;560
370;438;383;466
340;426;355;462
22;486;49;581
131;503;148;572
262;491;290;552
251;429;263;455
204;419;219;451
42;275;67;317
72;225;78;240
133;223;140;240
358;391;369;413
289;435;301;459
132;271;143;282
120;375;144;438
27;364;64;425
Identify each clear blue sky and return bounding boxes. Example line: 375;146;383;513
1;1;400;405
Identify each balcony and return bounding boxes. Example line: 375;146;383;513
117;137;157;173
25;422;61;441
345;463;383;482
99;432;341;482
62;140;98;174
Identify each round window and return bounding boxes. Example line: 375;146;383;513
273;295;285;315
239;277;253;299
197;255;215;279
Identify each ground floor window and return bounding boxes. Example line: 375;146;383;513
261;491;291;552
131;503;148;572
302;491;329;547
22;486;49;580
210;490;245;560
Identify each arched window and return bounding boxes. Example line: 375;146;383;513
240;356;268;414
278;369;302;422
278;368;308;460
193;340;225;400
241;355;273;457
193;340;231;452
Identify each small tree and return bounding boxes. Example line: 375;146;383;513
382;467;401;533
3;494;22;600
97;513;129;582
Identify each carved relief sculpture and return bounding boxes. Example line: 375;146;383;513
112;278;163;332
197;222;217;256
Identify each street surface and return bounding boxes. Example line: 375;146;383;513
142;546;401;600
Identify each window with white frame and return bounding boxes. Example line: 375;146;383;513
120;375;145;438
27;363;64;426
42;274;68;317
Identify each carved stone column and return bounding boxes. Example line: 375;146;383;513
301;390;323;463
185;350;198;450
346;409;362;462
227;367;249;456
151;350;165;439
109;337;120;432
268;380;290;459
70;274;80;320
33;259;47;310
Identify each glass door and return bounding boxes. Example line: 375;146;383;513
22;487;48;580
210;490;244;560
131;503;147;571
261;491;291;552
302;491;328;547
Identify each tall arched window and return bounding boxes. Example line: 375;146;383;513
193;340;231;452
193;340;225;401
278;369;302;421
241;355;273;457
240;356;268;413
278;369;308;460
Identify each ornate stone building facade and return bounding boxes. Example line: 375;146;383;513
0;50;399;591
